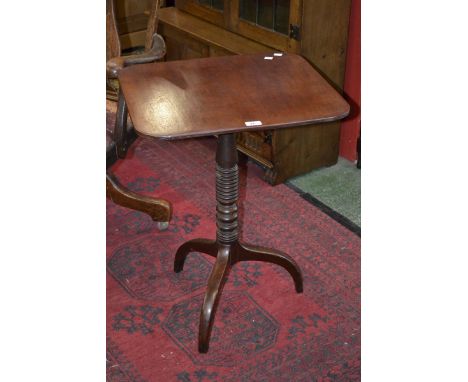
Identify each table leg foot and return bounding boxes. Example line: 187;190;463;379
238;243;303;293
174;238;217;273
199;245;231;353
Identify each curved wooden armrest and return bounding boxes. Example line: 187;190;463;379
106;34;166;78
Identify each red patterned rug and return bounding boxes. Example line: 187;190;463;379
106;106;361;381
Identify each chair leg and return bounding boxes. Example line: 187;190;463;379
114;90;136;159
106;172;172;224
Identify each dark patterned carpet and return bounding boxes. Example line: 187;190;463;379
106;106;361;381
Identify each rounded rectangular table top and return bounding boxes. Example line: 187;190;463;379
118;53;350;140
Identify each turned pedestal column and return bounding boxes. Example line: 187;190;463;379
174;134;303;353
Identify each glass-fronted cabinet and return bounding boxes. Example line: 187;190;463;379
176;0;302;52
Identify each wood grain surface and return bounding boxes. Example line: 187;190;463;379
118;53;350;140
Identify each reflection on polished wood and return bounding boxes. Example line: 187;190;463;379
118;53;350;139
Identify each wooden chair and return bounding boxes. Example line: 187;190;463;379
106;0;171;228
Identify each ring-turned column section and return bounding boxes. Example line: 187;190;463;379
215;133;239;245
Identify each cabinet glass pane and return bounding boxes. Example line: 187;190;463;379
212;0;223;10
258;0;274;30
197;0;224;10
239;0;290;35
275;0;290;35
239;0;256;23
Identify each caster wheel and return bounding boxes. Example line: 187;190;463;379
156;221;169;231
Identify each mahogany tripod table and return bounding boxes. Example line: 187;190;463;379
118;53;350;353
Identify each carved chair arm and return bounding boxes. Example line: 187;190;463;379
106;33;166;78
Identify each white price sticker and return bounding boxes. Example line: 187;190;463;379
264;56;273;60
245;121;263;127
273;53;283;56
